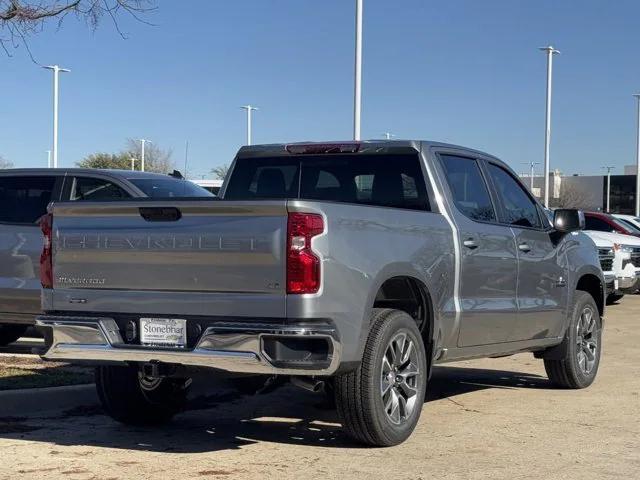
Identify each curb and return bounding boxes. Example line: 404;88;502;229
0;383;98;418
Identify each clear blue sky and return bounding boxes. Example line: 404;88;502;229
1;0;639;178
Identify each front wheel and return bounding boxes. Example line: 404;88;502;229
95;365;189;425
544;291;602;389
334;308;428;447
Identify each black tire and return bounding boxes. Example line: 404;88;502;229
606;293;624;305
544;291;602;389
334;308;428;447
95;365;189;425
0;324;28;346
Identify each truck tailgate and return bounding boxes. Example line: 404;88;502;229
48;200;287;316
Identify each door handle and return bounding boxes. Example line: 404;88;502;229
463;238;479;249
518;243;531;253
139;207;182;222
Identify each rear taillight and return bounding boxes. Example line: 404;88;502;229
39;213;53;289
287;212;324;294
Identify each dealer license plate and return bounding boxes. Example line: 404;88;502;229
140;318;187;348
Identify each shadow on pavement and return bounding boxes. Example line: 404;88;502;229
0;364;551;452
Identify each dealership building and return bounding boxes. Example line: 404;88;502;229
520;166;638;214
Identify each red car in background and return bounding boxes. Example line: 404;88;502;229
584;211;640;237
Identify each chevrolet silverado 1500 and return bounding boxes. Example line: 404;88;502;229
36;141;604;446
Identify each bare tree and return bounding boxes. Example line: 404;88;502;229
211;164;229;181
0;0;155;56
550;183;595;210
124;138;173;173
0;154;13;169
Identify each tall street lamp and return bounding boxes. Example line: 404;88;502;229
240;105;258;145
603;166;615;213
634;94;640;216
139;139;151;172
522;161;541;191
539;46;560;207
46;150;51;168
353;0;363;141
43;65;70;168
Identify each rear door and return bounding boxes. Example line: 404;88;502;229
437;154;519;346
483;161;567;341
0;175;63;314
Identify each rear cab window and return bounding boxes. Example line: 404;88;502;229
223;154;430;211
70;177;130;201
0;176;57;224
129;178;214;198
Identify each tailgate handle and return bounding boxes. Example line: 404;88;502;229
139;207;182;222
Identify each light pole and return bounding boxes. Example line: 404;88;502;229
634;94;640;216
353;0;363;141
522;161;541;191
539;46;560;207
603;166;615;213
46;150;51;168
43;65;70;168
139;139;151;172
240;105;258;145
382;132;395;140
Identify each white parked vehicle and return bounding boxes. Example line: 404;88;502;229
613;214;640;231
583;230;640;302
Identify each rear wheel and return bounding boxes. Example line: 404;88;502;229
95;365;189;425
334;308;427;447
0;324;28;346
544;291;602;389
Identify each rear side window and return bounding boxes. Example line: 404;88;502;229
224;154;430;211
439;155;495;222
0;176;56;224
70;177;130;201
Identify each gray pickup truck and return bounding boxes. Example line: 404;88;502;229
0;168;212;345
36;141;604;446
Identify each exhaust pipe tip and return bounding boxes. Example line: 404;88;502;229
290;376;324;393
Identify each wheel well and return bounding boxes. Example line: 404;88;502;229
373;276;433;353
576;274;604;317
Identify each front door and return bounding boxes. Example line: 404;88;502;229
437;154;519;346
484;162;567;341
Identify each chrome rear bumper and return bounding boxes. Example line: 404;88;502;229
36;315;340;376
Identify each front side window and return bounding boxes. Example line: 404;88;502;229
439;155;495;222
486;163;542;229
71;177;130;201
0;176;56;224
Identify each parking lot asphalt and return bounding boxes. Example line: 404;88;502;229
0;296;638;480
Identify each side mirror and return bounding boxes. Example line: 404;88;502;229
553;209;585;233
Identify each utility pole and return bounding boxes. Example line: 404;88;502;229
522;161;541;191
634;94;640;216
43;65;70;168
240;105;258;145
382;132;395;140
46;150;51;168
139;139;151;172
130;156;136;171
353;0;363;140
603;166;615;213
539;46;560;207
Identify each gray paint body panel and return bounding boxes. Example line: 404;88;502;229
39;141;604;368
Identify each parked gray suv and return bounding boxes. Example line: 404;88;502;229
35;142;604;446
0;168;212;345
